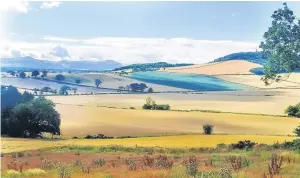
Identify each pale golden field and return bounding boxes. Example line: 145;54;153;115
36;103;299;137
47;88;300;115
1;135;297;153
162;60;262;75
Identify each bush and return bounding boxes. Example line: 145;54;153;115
142;104;153;110
294;125;300;136
285;103;300;117
129;107;135;109
155;104;170;110
203;124;214;135
84;134;113;139
55;74;65;81
231;140;256;150
148;87;153;93
185;156;198;176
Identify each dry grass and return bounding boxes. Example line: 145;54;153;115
1;135;296;153
43;101;300;137
162;60;261;75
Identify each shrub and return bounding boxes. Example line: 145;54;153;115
154;155;173;169
129;106;135;109
92;158;105;167
268;153;283;176
294;124;300;136
148;87;153;93
84;134;113;139
203;124;214;135
142;104;153;110
155;104;170;110
231;140;256;150
285;103;300;117
125;158;137;171
57;163;72;178
184;156;198;177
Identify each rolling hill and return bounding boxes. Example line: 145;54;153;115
1;56;123;71
212;51;268;64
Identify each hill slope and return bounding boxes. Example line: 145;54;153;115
162;60;262;75
1;57;123;71
213;52;268;64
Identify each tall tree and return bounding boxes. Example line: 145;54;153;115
59;85;71;95
55;74;65;81
19;72;26;78
41;71;48;79
95;79;102;88
260;3;300;85
31;70;40;78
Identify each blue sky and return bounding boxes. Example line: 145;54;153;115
1;1;300;64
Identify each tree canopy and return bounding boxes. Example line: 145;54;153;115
55;74;65;81
1;86;60;138
260;3;300;85
31;70;40;77
19;72;26;78
95;79;102;88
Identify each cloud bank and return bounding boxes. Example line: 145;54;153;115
1;36;259;64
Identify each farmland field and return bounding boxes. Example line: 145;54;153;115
1;135;297;153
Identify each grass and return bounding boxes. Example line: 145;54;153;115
1;135;297;154
51;104;298;137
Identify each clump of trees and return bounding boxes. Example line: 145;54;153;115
1;86;61;138
55;74;65;81
59;85;71;95
41;71;48;79
142;97;170;110
129;83;148;92
19;72;26;78
203;124;214;135
31;70;40;78
285;103;300;118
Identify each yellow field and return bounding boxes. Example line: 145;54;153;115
162;60;261;75
1;135;297;153
37;103;300;137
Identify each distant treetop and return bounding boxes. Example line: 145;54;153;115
113;62;193;72
213;52;268;65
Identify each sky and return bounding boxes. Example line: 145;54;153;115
1;1;300;65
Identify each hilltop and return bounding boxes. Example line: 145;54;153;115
212;51;268;64
113;62;193;72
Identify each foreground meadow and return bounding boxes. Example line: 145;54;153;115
2;138;300;178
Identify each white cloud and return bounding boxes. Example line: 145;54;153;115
0;1;29;13
40;1;61;9
1;36;259;64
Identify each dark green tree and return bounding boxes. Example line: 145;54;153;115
41;71;48;79
203;124;214;135
31;70;40;78
294;124;300;136
7;97;61;138
95;79;102;88
55;74;65;81
75;79;81;84
19;72;26;78
59;85;71;95
260;3;300;85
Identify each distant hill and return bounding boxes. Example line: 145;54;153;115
113;62;193;72
1;57;123;71
213;52;268;65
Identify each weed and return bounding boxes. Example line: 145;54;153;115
57;163;72;178
92;157;106;167
268;153;283;176
155;154;173;169
227;155;242;170
125;158;137;171
184;155;198;177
